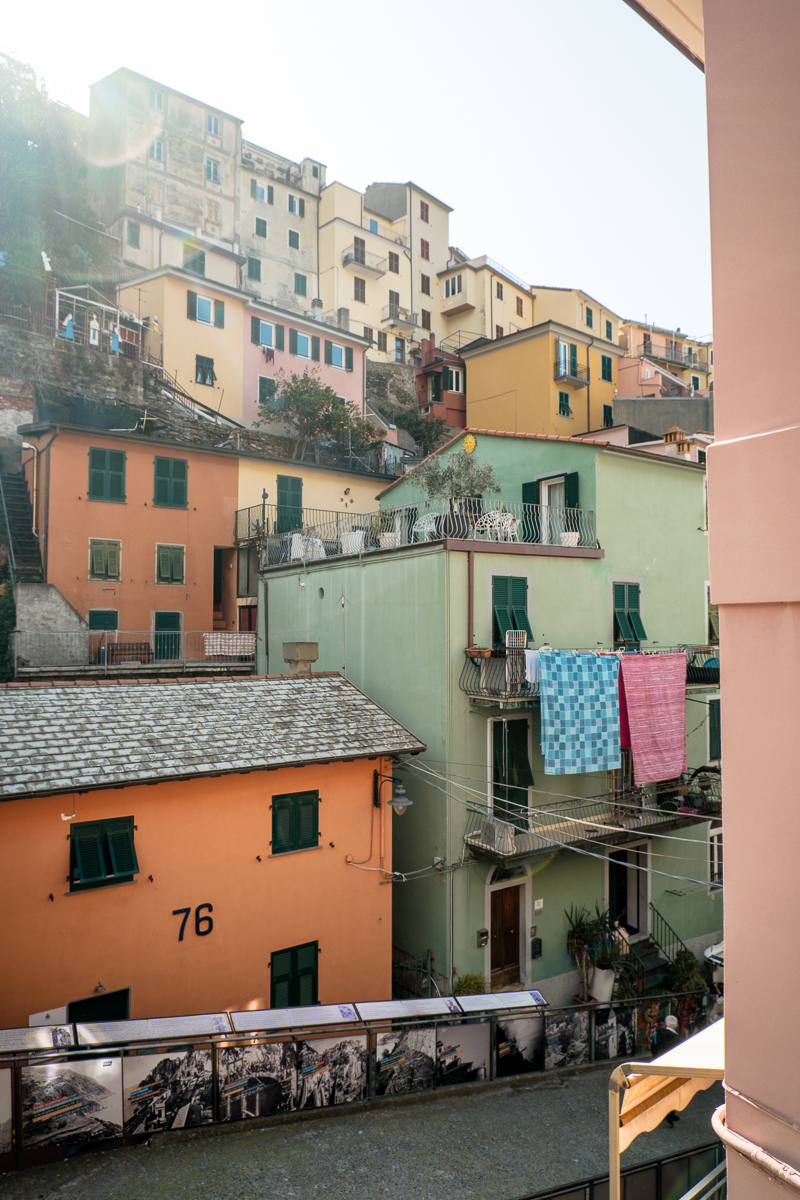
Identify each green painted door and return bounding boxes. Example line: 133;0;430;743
154;611;181;660
277;475;303;535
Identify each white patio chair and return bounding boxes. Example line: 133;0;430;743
473;509;519;542
412;513;439;540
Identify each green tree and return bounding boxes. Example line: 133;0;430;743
412;448;500;501
393;409;450;457
0;54;110;302
257;369;381;462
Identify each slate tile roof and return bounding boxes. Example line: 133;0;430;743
0;674;425;800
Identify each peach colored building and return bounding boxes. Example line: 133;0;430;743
621;2;800;1196
0;673;425;1026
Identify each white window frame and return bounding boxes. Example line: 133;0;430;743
295;332;311;359
88;539;121;581
149;139;164;162
149;89;163;112
257;320;274;348
288;195;297;214
255;216;268;238
329;343;345;369
692;374;701;390
709;823;723;891
195;295;214;326
368;218;378;233
288;229;300;250
428;376;441;403
207;115;219;136
206;158;220;183
448;368;463;394
444;274;462;299
155;543;186;586
254;182;267;203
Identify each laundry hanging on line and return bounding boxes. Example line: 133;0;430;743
619;653;687;785
539;650;621;775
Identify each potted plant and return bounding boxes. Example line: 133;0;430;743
411;448;501;538
565;903;614;1004
465;646;492;659
591;943;621;1003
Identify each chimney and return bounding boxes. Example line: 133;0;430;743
283;642;319;675
311;297;323;321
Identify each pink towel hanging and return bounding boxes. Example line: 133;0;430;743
620;654;687;784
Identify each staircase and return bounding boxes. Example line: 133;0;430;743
0;471;43;583
629;904;691;992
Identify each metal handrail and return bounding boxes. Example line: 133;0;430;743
649;903;690;965
10;629;257;677
0;473;18;586
382;303;417;327
554;360;590;382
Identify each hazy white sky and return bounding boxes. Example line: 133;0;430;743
5;0;712;335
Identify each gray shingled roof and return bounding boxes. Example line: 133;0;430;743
0;674;425;800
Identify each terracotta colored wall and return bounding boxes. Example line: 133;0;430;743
0;755;393;1025
704;0;800;1192
26;428;238;630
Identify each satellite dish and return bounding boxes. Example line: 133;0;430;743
267;394;285;413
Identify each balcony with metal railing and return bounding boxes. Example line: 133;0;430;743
554;359;590;386
10;629;257;679
342;246;387;278
240;496;598;568
459;649;539;708
637;342;711;371
382;303;418;333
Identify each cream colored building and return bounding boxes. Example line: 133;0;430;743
438;252;535;352
618;319;713;396
318;180;452;363
529;285;623;347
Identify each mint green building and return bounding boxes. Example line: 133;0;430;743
255;431;722;1005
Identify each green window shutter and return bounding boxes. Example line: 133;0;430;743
89;447;106;498
613;583;634;642
510;576;533;638
108;450;125;501
158;547;172;582
569;344;578;376
187;291;197;321
299;198;305;218
154;457;171;505
606;320;612;340
172;547;185;583
73;824;106;884
272;798;293;853
251;178;257;198
492;722;510;821
89;609;118;630
251;315;261;345
345;346;353;372
627;585;647;641
522;481;540;506
275;324;284;351
494;605;513;643
106;542;120;579
106;818;139;877
442;366;451;390
171;460;187;507
709;699;721;761
214;300;225;328
431;373;441;403
297;793;319;849
289;328;298;355
507;719;534;790
324;340;332;365
586;306;593;328
564;472;579;508
91;542;106;576
270;948;293;1007
295;941;318;1005
602;355;612;382
311;336;320;362
268;185;274;204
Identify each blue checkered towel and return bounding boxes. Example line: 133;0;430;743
539;651;621;774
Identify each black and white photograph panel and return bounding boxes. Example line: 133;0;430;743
594;1005;637;1061
295;1035;368;1108
544;1009;590;1070
123;1048;213;1135
494;1013;546;1078
0;1069;11;1154
375;1027;436;1096
22;1057;123;1149
436;1022;490;1087
218;1041;297;1121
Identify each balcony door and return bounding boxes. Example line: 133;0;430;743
540;476;565;545
608;843;649;938
491;884;523;989
276;475;303;535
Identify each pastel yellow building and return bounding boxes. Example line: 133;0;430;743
439;254;535;351
529;285;623;346
462;321;624;436
618;319;713;397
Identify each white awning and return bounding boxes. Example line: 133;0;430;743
609;1020;724;1199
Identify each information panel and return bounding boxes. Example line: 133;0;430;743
356;997;462;1021
456;990;548;1013
76;1013;231;1046
231;1004;359;1033
0;1026;73;1053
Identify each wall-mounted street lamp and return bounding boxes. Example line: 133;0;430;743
373;770;413;815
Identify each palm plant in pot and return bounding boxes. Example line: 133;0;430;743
565;903;615;1003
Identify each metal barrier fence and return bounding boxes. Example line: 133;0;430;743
0;993;715;1174
10;630;256;675
523;1143;725;1200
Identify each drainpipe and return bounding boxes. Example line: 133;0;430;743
21;443;38;536
586;336;595;431
490;273;495;339
467;550;474;647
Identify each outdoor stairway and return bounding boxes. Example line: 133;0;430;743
0;470;43;583
629;937;671;991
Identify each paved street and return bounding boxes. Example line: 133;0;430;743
0;1067;723;1200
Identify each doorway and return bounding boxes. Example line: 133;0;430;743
491;884;523;988
154;610;181;660
608;844;649;937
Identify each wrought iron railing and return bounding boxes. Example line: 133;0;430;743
243;496;598;565
637;342;711;371
459;649;539;704
649;903;690;965
554;360;590;383
10;630;257;675
685;645;720;685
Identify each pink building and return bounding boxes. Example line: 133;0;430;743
243;303;367;424
617;355;710;398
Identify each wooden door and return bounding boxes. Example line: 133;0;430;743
491;885;522;988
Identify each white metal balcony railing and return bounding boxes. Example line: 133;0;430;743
637;342;711;370
10;630;257;676
342;246;387;277
382;303;418;331
239;496;597;567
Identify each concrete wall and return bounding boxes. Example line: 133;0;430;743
612;396;714;435
0;754;394;1026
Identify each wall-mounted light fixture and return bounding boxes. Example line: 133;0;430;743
373;770;413;815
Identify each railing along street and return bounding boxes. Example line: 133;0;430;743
10;629;256;676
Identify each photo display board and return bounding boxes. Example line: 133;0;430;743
218;1042;297;1121
455;990;548;1013
356;997;461;1021
495;1013;546;1078
77;1013;231;1046
123;1048;213;1135
544;1009;589;1070
0;1069;11;1155
436;1022;490;1088
231;1004;359;1033
22;1056;123;1148
0;1026;74;1053
375;1026;436;1096
296;1034;368;1108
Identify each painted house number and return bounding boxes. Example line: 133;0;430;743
172;904;214;941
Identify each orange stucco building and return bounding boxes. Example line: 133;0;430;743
0;673;425;1026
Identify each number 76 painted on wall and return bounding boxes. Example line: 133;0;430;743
172;904;214;941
